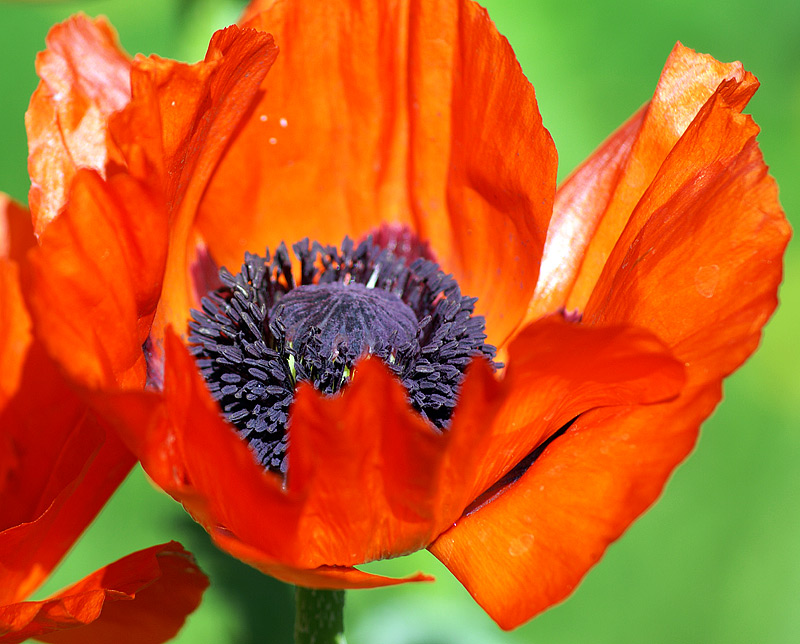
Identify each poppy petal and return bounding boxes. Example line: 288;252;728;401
430;50;790;631
0;347;134;605
278;358;465;566
211;531;432;589
94;315;682;580
585;72;790;385
457;315;685;505
202;0;558;346
0;212;33;403
526;106;647;321
162;331;454;568
0;542;208;644
108;25;278;362
94;329;490;570
26;26;277;394
0;196;34;402
1;233;135;604
23;169;168;390
535;43;756;316
0;195;34;266
429;382;721;630
26;15;130;236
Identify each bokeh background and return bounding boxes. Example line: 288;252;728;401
1;1;798;642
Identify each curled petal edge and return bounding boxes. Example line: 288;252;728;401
0;542;208;644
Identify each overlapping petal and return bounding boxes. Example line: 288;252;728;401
203;0;558;346
0;379;129;606
0;196;34;267
0;199;33;403
1;196;133;604
210;532;433;589
428;44;790;628
26;15;131;236
0;198;207;641
585;73;789;382
0;542;208;644
529;43;757;322
24;169;168;390
25;23;279;391
94;313;682;585
108;24;278;358
429;382;721;629
460;317;686;505
528;106;647;321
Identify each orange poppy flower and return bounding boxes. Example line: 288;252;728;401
17;0;789;631
0;197;208;642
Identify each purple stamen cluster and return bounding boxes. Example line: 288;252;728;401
188;236;498;475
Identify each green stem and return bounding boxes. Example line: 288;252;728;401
294;587;346;644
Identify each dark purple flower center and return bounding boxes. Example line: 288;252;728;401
188;235;498;475
273;282;419;368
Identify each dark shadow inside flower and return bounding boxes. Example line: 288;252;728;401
462;417;576;517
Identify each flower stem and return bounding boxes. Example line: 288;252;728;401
294;587;346;644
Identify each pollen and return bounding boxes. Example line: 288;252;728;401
188;235;498;475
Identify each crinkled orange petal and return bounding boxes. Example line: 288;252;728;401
1;230;134;603
0;196;34;266
1;345;94;538
93;317;682;581
540;43;757;315
0;343;134;605
93;329;488;571
526;106;647;321
458;316;685;505
0;542;208;644
0;197;35;405
162;330;456;568
0;264;27;411
84;334;301;564
0;196;34;402
162;325;675;571
108;25;278;368
23;169;168;390
201;0;557;346
277;357;485;567
429;382;721;630
585;73;791;385
430;50;790;630
26;15;131;236
212;531;432;589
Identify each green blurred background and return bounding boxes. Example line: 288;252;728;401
1;1;798;642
